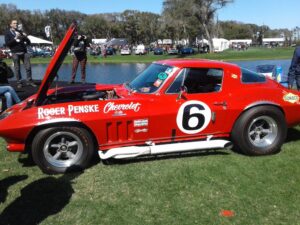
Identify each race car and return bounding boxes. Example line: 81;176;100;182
1;23;300;174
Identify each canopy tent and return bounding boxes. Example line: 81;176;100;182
28;35;53;45
92;39;107;45
197;38;229;52
106;38;127;47
229;39;252;45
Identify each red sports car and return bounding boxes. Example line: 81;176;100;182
1;24;300;174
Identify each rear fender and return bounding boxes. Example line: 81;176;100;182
231;102;285;133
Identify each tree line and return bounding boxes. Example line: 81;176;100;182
0;2;292;51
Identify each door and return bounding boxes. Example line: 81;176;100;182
148;67;230;143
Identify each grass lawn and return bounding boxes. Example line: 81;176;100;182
1;126;300;225
3;47;295;65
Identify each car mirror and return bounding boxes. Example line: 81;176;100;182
177;85;187;101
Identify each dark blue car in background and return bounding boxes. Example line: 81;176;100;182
180;47;195;55
153;48;164;55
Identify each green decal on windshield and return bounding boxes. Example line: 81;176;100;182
158;72;168;80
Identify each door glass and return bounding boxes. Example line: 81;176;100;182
166;68;223;94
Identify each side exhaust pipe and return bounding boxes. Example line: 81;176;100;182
99;138;230;160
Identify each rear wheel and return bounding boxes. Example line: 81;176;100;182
231;106;287;155
32;126;95;174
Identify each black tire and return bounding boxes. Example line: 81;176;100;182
231;106;287;156
32;126;95;174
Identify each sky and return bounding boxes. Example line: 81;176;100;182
0;0;299;30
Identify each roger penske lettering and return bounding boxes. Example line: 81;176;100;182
38;104;99;119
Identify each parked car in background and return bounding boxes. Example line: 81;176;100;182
153;48;164;55
135;44;147;55
90;48;101;56
106;47;114;55
167;48;178;55
40;49;53;57
28;47;53;57
120;47;131;55
180;47;195;55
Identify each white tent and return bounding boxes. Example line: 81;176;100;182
92;39;107;45
262;38;285;46
198;38;229;52
28;35;53;45
213;38;229;52
229;39;252;45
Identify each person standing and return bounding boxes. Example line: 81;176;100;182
70;34;90;84
288;46;300;90
4;19;36;89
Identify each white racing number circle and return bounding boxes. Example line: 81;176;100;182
176;100;211;134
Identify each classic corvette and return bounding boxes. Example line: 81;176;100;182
1;24;300;174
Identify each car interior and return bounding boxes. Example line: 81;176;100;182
167;68;223;94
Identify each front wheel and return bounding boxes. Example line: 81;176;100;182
32;126;95;174
231;106;287;156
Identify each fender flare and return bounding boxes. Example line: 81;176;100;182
25;120;99;153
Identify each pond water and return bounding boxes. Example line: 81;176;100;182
16;59;291;84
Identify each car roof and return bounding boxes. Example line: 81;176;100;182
156;59;240;70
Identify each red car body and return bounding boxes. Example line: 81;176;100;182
0;24;300;174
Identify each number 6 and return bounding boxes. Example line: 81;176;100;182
176;101;211;134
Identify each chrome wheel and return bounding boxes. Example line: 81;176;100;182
248;116;278;148
43;131;84;168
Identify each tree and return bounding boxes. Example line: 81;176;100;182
163;0;194;42
191;0;233;52
81;15;109;38
45;9;86;43
138;12;161;44
120;10;140;45
163;0;233;52
0;4;19;33
219;21;255;39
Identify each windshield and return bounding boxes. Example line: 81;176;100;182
129;63;174;93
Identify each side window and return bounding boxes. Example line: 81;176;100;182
166;68;223;94
185;68;223;94
242;68;266;83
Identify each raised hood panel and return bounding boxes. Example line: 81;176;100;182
35;23;77;106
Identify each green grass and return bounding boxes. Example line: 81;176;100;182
3;47;295;65
1;127;300;225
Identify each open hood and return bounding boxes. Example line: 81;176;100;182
35;23;77;106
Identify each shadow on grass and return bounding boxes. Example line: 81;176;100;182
0;169;82;225
285;127;300;143
103;149;229;166
0;175;28;204
18;153;35;167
